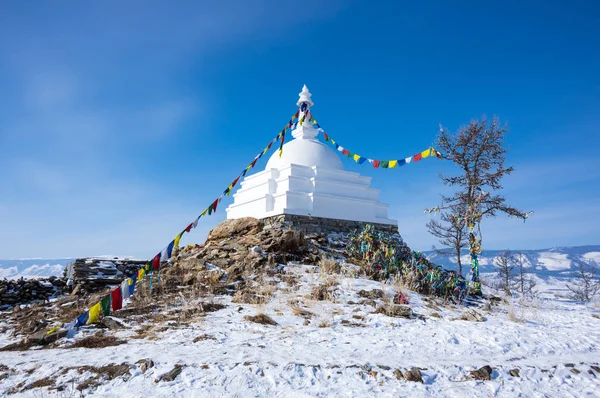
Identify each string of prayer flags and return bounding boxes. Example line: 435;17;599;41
313;115;441;169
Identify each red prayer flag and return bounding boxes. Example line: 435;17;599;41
152;254;160;271
211;199;219;212
294;110;299;119
184;223;193;233
231;176;240;187
111;287;122;311
267;141;273;149
373;160;381;168
324;133;329;141
413;153;422;162
342;149;349;156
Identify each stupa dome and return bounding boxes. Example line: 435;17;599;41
265;138;343;171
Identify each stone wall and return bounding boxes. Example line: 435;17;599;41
262;214;399;236
0;277;67;309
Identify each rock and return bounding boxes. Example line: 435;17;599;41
377;364;391;371
100;316;127;330
571;368;580;374
591;365;600;373
136;359;155;373
564;363;575;367
509;368;520;377
403;367;423;383
156;364;184;383
461;309;485;322
378;304;412;318
393;369;403;380
208;218;262;241
430;312;442;318
43;329;67;344
470;365;493;380
358;289;384;300
589;369;596;377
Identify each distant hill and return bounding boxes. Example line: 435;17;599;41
424;245;600;278
0;259;73;279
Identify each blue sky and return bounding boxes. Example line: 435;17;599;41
0;1;598;259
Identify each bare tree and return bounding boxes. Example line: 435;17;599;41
426;203;468;276
428;117;531;293
494;250;515;295
513;252;536;296
566;261;600;302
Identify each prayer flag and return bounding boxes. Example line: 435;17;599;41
174;232;184;248
267;141;273;149
160;246;169;262
76;311;89;328
353;154;360;162
87;302;101;324
398;159;406;166
421;148;431;158
337;146;344;153
137;268;145;281
100;295;111;316
413;153;422;162
128;278;136;296
389;160;398;168
201;208;208;216
342;149;349;155
192;217;199;228
111;286;122;311
184;223;193;233
331;139;336;145
405;157;412;164
324;133;329;141
152;253;160;271
167;240;175;258
293;110;299;119
381;160;389;168
121;279;130;300
357;157;367;165
373;160;381;168
211;199;218;212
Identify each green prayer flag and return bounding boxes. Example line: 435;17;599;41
100;295;111;316
381;160;390;168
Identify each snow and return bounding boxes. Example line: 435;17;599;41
1;264;599;397
583;252;600;264
537;252;572;271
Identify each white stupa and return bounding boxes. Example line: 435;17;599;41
226;85;397;229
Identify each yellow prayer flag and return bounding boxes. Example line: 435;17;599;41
389;160;398;168
421;148;431;158
353;154;360;162
174;232;184;248
138;268;145;280
87;302;102;324
201;208;208;216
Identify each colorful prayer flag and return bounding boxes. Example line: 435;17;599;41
413;153;422;162
87;302;101;325
381;160;389;168
75;311;89;328
389;160;398;168
353;154;360;162
373;160;381;168
121;279;130;300
342;149;349;156
100;295;111;316
152;254;160;271
111;287;122;311
174;232;184;248
421;148;431;158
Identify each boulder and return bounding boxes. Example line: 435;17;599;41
403;367;423;383
208;218;263;241
461;309;485;322
470;365;493;380
509;368;520;377
358;289;384;300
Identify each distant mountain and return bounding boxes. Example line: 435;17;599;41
424;245;600;277
0;259;73;279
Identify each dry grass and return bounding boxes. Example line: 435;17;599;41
232;282;275;305
290;302;314;319
21;376;56;391
319;257;341;274
70;363;132;391
66;333;127;349
508;302;526;323
310;277;339;301
244;313;278;326
318;319;331;328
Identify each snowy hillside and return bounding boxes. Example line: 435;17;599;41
424;245;600;277
0;259;72;279
1;263;599;397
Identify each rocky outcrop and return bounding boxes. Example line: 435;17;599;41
0;277;67;309
65;258;148;294
263;214;399;236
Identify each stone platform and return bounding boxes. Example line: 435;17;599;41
262;214;399;236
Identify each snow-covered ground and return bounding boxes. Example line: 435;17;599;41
1;263;599;397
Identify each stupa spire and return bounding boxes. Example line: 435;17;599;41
292;84;318;140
